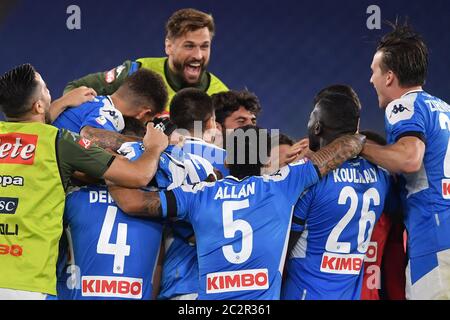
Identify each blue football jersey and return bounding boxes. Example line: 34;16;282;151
160;159;320;300
183;137;229;177
281;158;391;300
385;91;450;258
52;96;124;133
57;186;163;300
117;142;215;190
118;141;216;299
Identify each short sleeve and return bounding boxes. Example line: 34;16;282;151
117;142;144;161
385;94;426;143
81;98;125;132
160;184;201;222
292;188;314;232
57;128;115;183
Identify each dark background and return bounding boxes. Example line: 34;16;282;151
1;0;449;138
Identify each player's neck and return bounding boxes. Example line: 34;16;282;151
6;113;45;124
320;132;348;148
109;93;128;114
393;86;423;100
182;130;204;140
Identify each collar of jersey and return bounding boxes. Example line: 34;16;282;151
224;175;253;182
401;89;424;98
184;136;205;143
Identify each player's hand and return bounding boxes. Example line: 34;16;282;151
143;122;168;153
60;86;97;107
285;138;310;163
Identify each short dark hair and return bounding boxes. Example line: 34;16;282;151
117;69;168;114
122;116;146;138
227;125;271;179
212;90;262;125
359;130;387;146
0;64;39;118
274;133;295;147
316;93;360;135
314;84;362;110
166;8;215;40
377;21;428;87
170;88;213;132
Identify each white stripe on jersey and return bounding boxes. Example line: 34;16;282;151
184;137;226;152
290;229;309;259
279;206;295;274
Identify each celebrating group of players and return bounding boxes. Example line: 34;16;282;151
1;8;450;301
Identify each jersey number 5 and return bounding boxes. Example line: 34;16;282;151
222;200;253;264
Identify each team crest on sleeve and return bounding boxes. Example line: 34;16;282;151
78;138;92;149
104;69;116;84
386;96;416;125
115;64;126;78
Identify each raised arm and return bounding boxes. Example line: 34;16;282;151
50;86;97;122
103;123;168;187
309;133;366;177
63;61;133;95
108;185;162;217
80;126;141;151
361;136;425;174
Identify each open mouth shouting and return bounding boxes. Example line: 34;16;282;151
183;60;204;83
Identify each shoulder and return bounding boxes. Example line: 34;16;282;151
136;57;166;72
58;128;81;142
185;138;226;152
385;93;420;125
95;96;124;131
262;159;311;182
360;157;391;183
206;72;229;93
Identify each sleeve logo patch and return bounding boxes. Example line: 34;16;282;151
105;69;116;83
386;97;415;125
116;65;126;78
389;104;411;118
78;138;92;149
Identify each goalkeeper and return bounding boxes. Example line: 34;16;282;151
64;8;228;112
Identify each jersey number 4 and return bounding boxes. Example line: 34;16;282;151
326;187;380;254
97;206;130;274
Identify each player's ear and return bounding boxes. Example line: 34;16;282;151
165;38;172;56
31;100;45;115
137;108;154;122
386;70;395;87
314;121;323;136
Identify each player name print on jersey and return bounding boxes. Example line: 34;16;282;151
206;269;269;294
0;133;37;165
333;168;379;184
89;190;115;204
214;182;256;200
